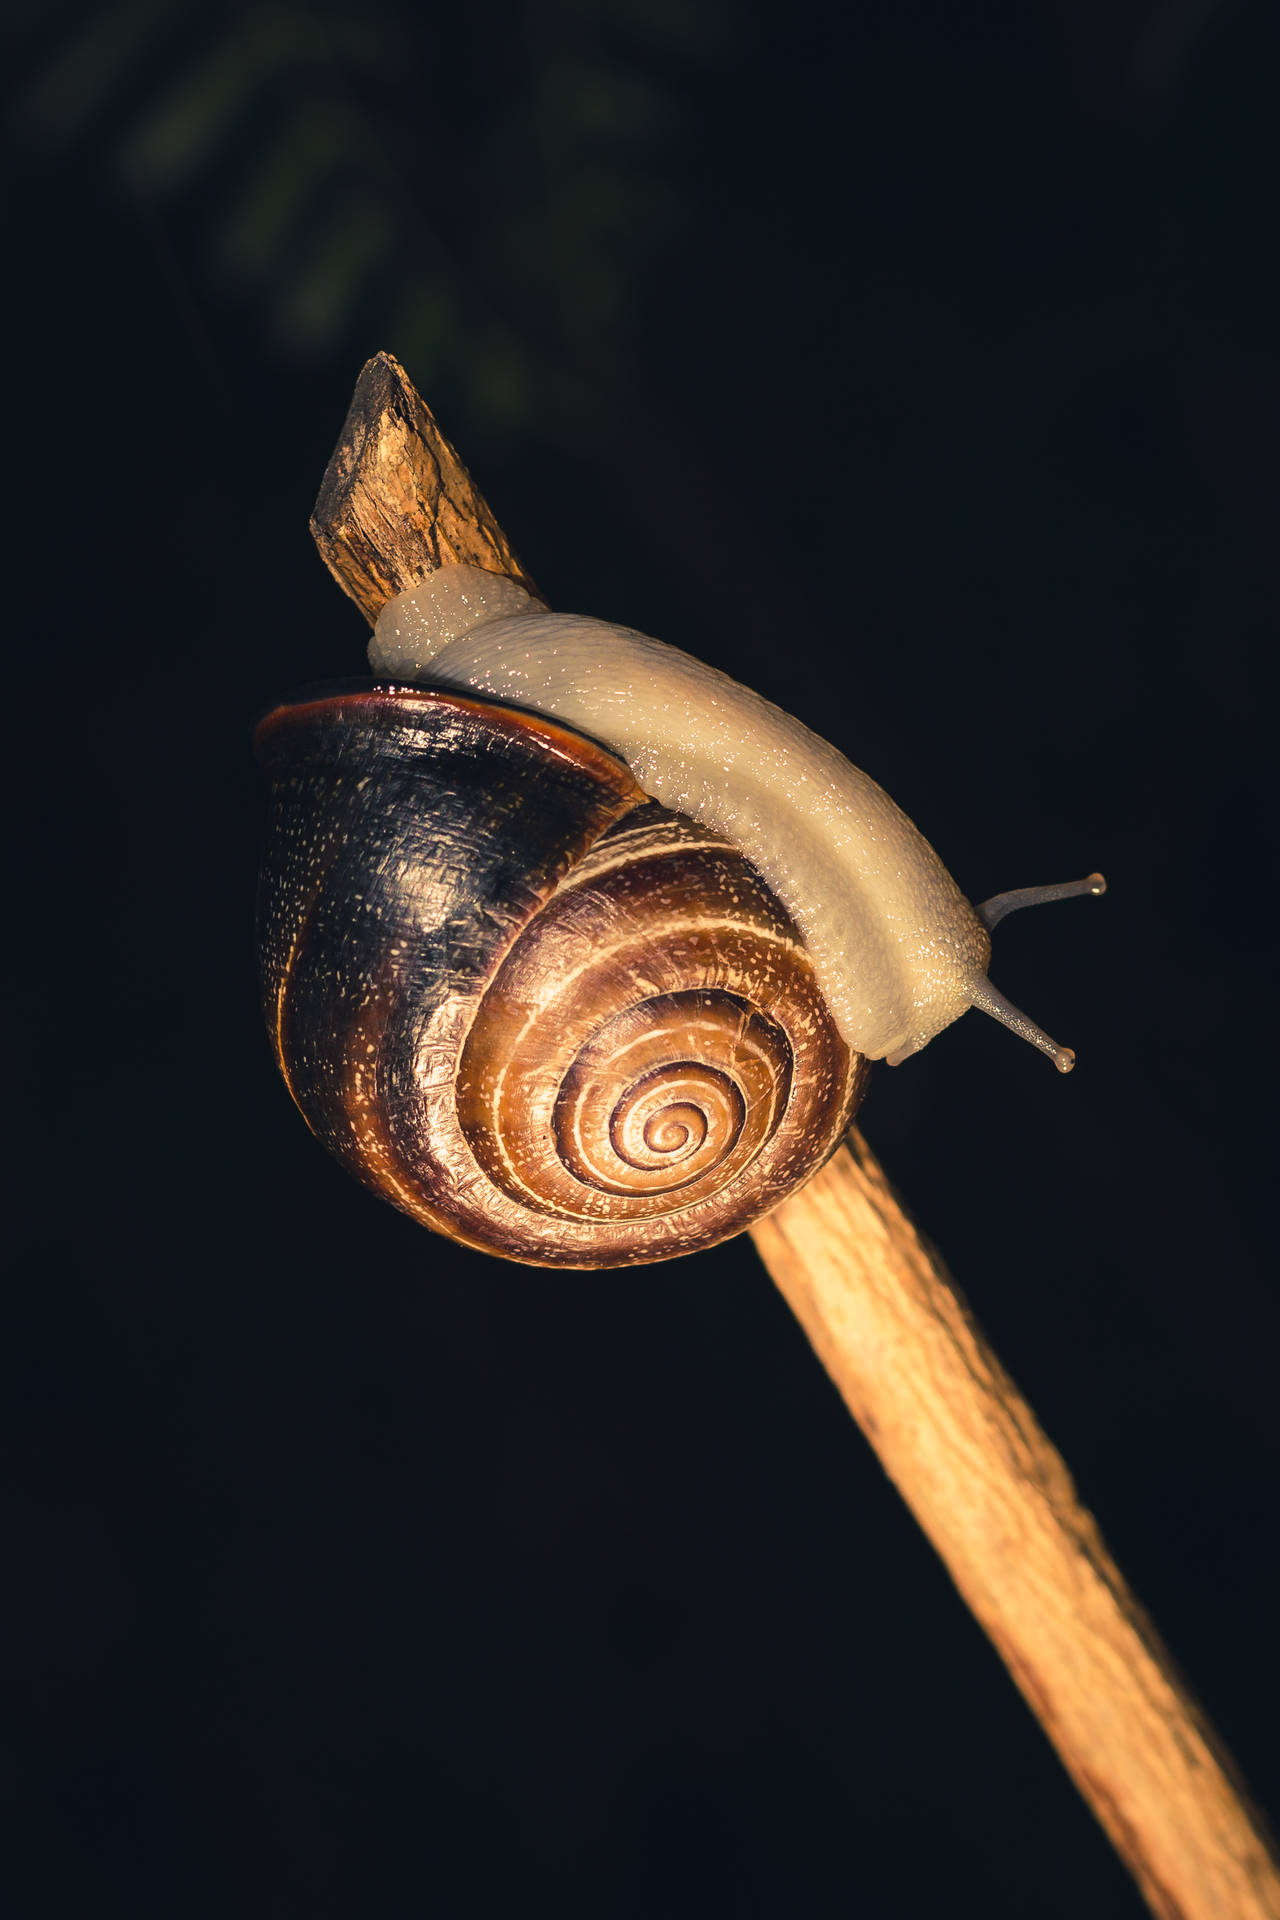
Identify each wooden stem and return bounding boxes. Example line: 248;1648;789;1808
311;351;542;625
310;352;1280;1920
752;1130;1280;1920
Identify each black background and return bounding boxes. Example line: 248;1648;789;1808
6;2;1278;1915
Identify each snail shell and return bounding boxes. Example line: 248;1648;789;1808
255;684;866;1268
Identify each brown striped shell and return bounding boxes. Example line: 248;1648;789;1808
255;685;867;1268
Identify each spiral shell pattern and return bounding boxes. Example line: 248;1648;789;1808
256;686;866;1267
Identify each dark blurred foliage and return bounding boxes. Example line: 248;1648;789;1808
4;0;1278;1915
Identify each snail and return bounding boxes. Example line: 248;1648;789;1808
256;564;1103;1268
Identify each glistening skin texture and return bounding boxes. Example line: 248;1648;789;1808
371;565;993;1063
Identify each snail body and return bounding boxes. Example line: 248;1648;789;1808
370;567;988;1065
256;563;1101;1268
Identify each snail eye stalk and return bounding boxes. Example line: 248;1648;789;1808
976;873;1106;933
966;873;1107;1071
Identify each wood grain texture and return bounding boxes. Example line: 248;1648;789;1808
311;351;542;625
751;1131;1280;1920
